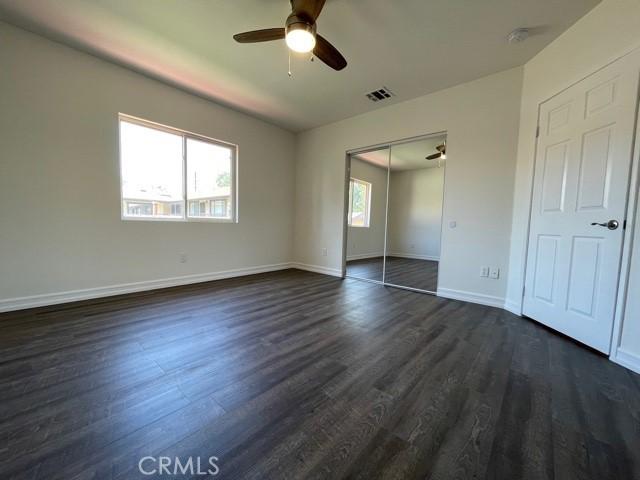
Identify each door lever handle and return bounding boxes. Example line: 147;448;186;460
591;220;619;230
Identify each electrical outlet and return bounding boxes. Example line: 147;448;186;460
480;266;489;278
489;267;500;279
179;253;187;264
322;248;328;257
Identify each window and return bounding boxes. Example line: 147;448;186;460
348;178;371;227
126;202;153;216
212;199;227;218
170;203;182;216
119;115;237;222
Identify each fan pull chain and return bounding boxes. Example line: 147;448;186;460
288;50;292;77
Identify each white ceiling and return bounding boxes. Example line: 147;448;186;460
0;0;600;132
353;135;447;171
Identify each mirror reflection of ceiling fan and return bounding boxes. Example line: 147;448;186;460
233;0;347;71
426;142;447;161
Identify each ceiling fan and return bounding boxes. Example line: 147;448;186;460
233;0;347;71
426;143;447;161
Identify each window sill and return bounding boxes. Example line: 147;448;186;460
121;215;237;223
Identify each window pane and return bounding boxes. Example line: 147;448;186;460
120;120;184;218
351;181;367;227
186;138;233;219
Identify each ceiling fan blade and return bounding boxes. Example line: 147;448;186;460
313;34;347;71
426;153;442;160
291;0;326;22
233;28;285;43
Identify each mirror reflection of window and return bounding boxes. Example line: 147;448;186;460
348;178;371;228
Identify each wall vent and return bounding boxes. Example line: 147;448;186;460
365;87;395;102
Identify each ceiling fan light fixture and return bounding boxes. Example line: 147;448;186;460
233;1;347;71
286;23;316;53
441;153;447;160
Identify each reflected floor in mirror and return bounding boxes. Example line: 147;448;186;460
346;257;384;282
384;257;438;292
346;257;438;292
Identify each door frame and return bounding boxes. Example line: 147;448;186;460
341;131;448;295
611;73;640;368
519;48;640;359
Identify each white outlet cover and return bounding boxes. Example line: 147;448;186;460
449;221;457;228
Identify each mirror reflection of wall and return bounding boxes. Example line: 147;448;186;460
345;147;389;283
386;136;446;292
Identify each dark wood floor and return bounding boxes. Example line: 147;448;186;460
347;256;439;292
1;269;639;479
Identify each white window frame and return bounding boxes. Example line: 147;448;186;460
348;177;372;228
118;113;238;223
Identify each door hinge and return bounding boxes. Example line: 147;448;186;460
624;219;627;230
535;126;540;138
522;285;526;297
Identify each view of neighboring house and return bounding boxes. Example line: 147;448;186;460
122;180;231;219
186;170;232;218
122;184;184;217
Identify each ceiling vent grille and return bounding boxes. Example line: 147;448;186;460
366;87;395;102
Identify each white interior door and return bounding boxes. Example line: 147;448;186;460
523;53;640;354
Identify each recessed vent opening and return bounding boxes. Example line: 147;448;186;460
366;87;395;102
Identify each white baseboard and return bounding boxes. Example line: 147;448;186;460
0;263;294;313
504;299;523;316
346;252;384;261
611;348;640;375
437;287;505;309
290;262;343;278
387;252;440;261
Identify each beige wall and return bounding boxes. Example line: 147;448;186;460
387;167;444;260
294;67;523;304
346;158;387;260
0;22;296;308
504;0;640;368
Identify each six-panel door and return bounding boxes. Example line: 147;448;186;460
523;53;640;353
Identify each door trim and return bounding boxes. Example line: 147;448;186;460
610;69;640;370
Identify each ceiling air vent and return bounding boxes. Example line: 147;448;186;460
366;87;395;103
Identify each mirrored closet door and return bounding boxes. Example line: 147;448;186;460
344;146;390;283
386;135;445;293
344;134;446;294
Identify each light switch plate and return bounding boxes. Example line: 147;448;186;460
489;267;500;279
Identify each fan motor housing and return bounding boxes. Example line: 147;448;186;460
286;13;317;34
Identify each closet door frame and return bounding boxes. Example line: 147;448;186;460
341;131;448;295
